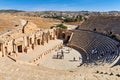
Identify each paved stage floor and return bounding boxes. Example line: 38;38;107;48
38;46;82;70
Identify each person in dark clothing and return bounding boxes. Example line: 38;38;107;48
73;57;76;61
61;50;64;56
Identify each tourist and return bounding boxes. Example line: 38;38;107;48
56;52;59;59
61;50;64;56
73;57;76;61
94;48;98;54
91;49;94;54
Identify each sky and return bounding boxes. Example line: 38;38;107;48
0;0;120;11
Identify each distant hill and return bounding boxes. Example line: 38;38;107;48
0;9;25;13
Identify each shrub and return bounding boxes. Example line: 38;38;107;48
56;24;67;29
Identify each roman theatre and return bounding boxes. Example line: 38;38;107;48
0;14;120;80
0;14;84;70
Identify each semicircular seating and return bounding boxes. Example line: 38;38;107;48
69;30;120;66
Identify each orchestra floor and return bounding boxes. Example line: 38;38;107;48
38;46;82;70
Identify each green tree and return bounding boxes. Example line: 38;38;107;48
56;24;67;29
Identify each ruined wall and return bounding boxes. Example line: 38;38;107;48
0;20;57;57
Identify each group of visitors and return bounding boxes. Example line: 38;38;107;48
90;47;118;61
73;57;81;61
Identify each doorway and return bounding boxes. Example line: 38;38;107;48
37;39;40;45
18;45;22;53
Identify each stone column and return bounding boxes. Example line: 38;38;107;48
24;36;28;47
27;36;29;47
12;39;16;53
34;35;36;44
41;34;44;45
1;43;4;57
